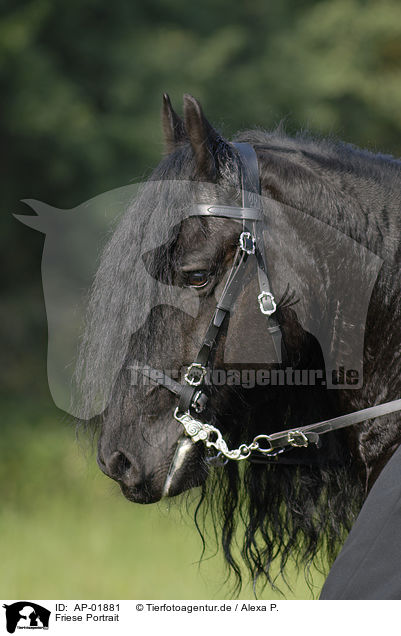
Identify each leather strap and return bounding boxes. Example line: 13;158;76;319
179;248;253;412
265;399;401;452
234;142;285;364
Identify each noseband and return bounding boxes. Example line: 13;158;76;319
138;143;401;464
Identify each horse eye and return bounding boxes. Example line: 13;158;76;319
185;271;209;288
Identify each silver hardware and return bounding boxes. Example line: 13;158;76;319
239;231;255;255
258;291;277;316
184;363;207;386
238;444;252;459
252;434;274;454
287;430;309;448
174;409;252;460
174;408;278;462
191;390;205;413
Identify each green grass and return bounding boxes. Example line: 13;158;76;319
0;407;325;599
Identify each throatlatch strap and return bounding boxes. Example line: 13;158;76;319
233;142;286;364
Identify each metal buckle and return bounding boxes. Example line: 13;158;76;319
184;363;207;387
239;231;255;255
287;430;309;448
258;291;277;316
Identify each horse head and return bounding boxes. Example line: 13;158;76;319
78;94;401;585
93;95;321;499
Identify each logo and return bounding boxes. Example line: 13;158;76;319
2;603;50;633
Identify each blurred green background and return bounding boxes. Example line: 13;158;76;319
2;0;401;600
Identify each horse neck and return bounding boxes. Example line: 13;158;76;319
255;138;401;261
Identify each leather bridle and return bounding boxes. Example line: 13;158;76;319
137;142;401;464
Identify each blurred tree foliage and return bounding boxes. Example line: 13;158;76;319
2;0;401;402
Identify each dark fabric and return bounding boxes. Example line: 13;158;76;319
320;444;401;599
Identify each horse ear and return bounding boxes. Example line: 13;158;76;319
183;94;224;181
162;93;187;154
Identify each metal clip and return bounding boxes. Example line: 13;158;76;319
258;291;277;316
239;231;256;255
287;430;309;448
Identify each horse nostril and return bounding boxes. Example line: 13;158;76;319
98;449;144;490
97;449;132;480
106;450;132;480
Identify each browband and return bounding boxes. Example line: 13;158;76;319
188;204;263;221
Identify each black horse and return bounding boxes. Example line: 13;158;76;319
76;94;401;590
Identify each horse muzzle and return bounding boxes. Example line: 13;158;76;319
97;430;208;504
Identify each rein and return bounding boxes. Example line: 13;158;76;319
138;142;401;464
